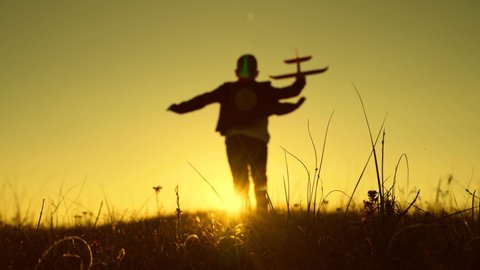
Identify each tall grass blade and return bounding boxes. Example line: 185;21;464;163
343;114;387;218
317;190;351;215
351;83;385;218
395;189;420;225
312;111;335;219
188;162;223;203
472;190;476;228
36;199;45;234
393;153;410;199
283;150;291;218
381;130;386;204
307;120;318;217
91;201;103;231
280;146;311;214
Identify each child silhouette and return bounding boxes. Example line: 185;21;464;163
168;54;306;211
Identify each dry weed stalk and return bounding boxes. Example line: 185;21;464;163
175;185;182;244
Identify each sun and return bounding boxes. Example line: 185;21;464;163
220;193;243;215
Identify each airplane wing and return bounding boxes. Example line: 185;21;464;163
284;56;312;64
269;67;329;79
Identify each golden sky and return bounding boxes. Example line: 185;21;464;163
1;1;479;223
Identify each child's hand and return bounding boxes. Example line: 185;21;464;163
168;104;180;113
296;75;306;84
296;96;306;107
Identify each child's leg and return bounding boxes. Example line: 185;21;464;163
226;135;251;208
245;139;268;211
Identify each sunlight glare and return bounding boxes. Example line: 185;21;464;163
221;192;243;215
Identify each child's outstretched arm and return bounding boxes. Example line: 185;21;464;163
168;86;222;114
272;75;306;100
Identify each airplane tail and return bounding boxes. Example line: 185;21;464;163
270;52;328;80
284;56;312;64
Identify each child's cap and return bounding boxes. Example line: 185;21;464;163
236;54;257;78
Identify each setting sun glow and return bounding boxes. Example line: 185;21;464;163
0;1;479;225
220;193;244;216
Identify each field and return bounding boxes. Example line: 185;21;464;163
2;92;478;270
1;198;479;270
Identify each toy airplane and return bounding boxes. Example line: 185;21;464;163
270;54;328;80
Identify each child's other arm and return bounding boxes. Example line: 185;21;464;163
168;86;222;114
273;76;306;100
273;97;306;116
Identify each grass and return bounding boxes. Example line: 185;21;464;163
1;205;480;270
2;86;480;269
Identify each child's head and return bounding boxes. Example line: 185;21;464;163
236;54;258;80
